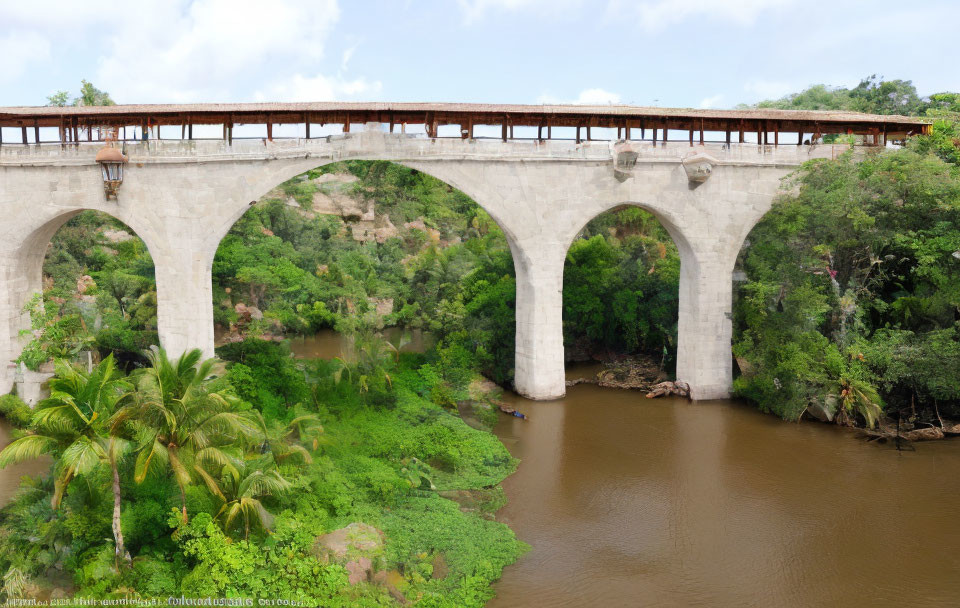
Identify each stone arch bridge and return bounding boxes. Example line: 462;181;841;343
0;103;926;400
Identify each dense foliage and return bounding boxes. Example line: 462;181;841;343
0;342;525;605
735;77;960;426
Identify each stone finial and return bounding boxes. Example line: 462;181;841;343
682;149;718;183
613;141;639;180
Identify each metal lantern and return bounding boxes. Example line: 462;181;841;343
95;145;127;200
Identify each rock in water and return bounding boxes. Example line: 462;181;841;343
645;381;690;399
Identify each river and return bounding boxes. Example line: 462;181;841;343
283;332;960;606
3;333;960;606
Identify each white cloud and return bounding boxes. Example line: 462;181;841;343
0;31;51;83
538;88;622;105
607;0;798;30
253;74;382;103
744;79;797;101
457;0;582;22
1;0;381;103
699;94;724;109
94;0;342;102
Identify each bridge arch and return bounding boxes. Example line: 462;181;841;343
202;158;523;380
1;207;162;393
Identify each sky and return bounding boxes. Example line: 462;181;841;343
2;0;959;109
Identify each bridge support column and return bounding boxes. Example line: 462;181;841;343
675;258;734;400
154;245;215;361
513;244;566;400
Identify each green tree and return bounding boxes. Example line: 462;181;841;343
0;355;132;566
113;348;260;521
210;455;291;539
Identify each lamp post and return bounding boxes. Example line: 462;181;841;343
95;133;127;200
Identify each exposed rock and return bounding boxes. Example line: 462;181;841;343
403;219;441;243
312;523;385;586
313;172;359;186
596;356;668;391
311;187;374;221
345;557;372;585
76;275;95;294
352;215;398;243
101;228;133;243
645;381;690;399
368;297;394;316
806;394;838;423
234;302;263;321
260;227;275;236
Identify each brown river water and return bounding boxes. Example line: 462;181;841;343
3;331;960;606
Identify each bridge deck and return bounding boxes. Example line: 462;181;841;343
0;102;929;147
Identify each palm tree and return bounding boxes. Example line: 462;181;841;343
210;455;291;539
0;354;132;567
112;348;260;522
257;413;324;468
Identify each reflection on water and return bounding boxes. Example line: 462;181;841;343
490;384;960;608
0;418;50;507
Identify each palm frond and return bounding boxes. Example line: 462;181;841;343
0;435;58;467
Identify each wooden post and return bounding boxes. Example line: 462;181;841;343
547;125;552;139
662;117;668;143
388;112;395;133
797;131;803;146
774;122;779;146
266;120;273;142
139;118;146;141
181;121;186;139
188;122;193;140
501;121;507;142
688;127;694;146
227;115;233;145
625;125;631;140
699;119;705;145
21;125;28;144
586;126;591;141
509;124;514;139
725;126;731;146
304;113;311;139
652;127;657;147
575;125;581;144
